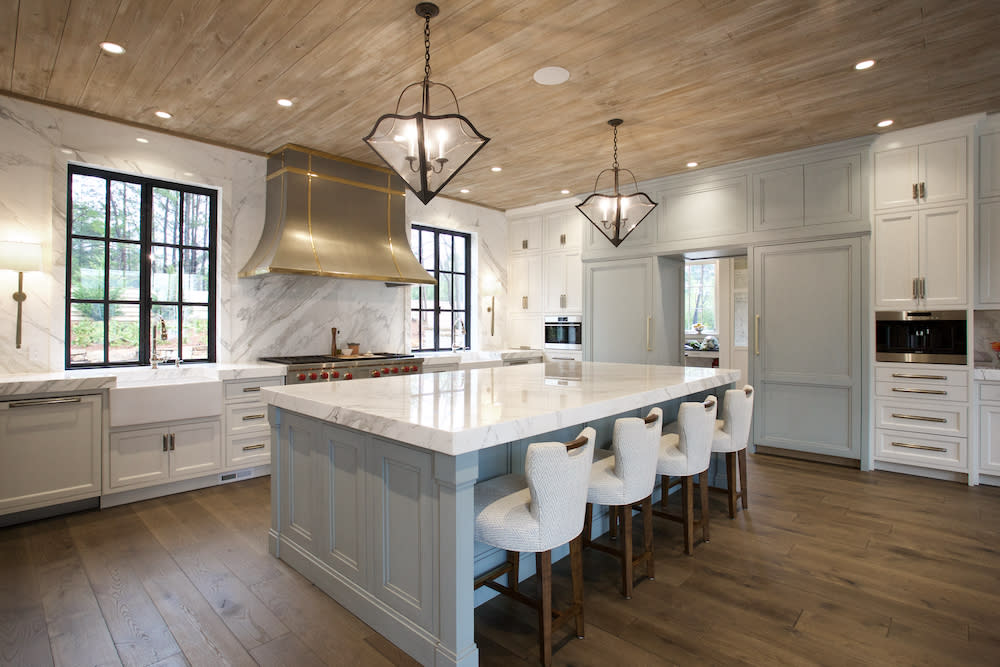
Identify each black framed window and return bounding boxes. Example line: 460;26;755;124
66;165;217;367
409;225;471;351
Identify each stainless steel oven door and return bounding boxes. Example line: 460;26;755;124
544;315;582;351
874;310;967;364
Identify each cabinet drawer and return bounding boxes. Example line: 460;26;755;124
874;399;967;436
226;403;270;435
874;366;968;386
979;382;1000;402
875;428;965;471
224;377;282;401
875;381;968;403
227;432;271;467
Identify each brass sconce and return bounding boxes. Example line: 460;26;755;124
0;241;43;348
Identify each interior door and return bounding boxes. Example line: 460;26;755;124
752;238;863;461
585;257;651;363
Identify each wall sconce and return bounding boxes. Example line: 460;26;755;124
481;274;500;337
0;241;43;348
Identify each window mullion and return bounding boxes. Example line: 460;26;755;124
139;183;153;364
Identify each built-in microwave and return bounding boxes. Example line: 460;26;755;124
874;310;967;364
543;315;582;351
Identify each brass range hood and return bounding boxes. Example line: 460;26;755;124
239;144;436;286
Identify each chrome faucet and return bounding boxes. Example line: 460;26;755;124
151;315;167;368
452;319;466;352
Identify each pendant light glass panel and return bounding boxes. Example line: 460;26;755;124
576;191;657;247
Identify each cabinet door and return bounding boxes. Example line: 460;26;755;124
506;313;542;349
169;419;222;479
542;212;582;252
509;218;541;255
508;254;541;313
874;145;919;210
980;131;1000;200
804;154;862;226
657;176;749;241
873;211;919;308
110;426;170;489
563;250;582;312
542;252;567;313
920;205;967;307
980;404;1000;474
919;137;967;205
0;395;101;513
585;257;651;363
753;165;804;231
978;202;1000;305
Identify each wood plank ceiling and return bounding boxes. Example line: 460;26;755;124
2;0;999;211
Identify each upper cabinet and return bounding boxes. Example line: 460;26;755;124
541;212;582;252
977;130;1000;305
509;218;542;256
980;132;1000;200
874;137;967;211
657;176;750;242
753;154;863;231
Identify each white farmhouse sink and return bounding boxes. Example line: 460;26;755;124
110;373;223;427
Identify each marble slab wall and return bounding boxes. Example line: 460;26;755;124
0;96;509;373
974;310;1000;364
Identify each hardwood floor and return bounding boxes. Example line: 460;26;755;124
1;454;998;666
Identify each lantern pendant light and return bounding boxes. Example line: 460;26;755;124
575;119;657;247
364;2;490;205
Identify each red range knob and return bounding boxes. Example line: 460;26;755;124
381;368;389;374
399;367;408;373
297;373;306;381
410;365;418;372
320;372;329;379
309;372;318;380
332;371;340;378
371;370;381;378
344;373;353;380
391;367;399;374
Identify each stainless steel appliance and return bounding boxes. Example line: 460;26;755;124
874;310;967;364
259;353;423;384
543;315;582;351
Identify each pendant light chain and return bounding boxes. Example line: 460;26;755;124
423;14;432;81
612;123;619;170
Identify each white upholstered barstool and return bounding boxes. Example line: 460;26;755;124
711;385;754;517
654;396;717;555
583;408;661;599
474;427;596;667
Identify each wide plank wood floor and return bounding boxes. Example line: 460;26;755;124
1;454;998;666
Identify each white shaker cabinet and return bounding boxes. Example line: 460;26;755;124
542;250;582;313
109;418;221;490
979;387;1000;476
508;254;542;314
509;218;541;256
0;394;102;515
541;212;582;252
874;137;967;210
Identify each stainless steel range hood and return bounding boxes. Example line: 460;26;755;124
239;144;435;285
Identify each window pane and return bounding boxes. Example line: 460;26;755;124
152;188;181;245
108;304;139;363
71;174;106;236
421;284;434;310
183;192;211;248
109;180;142;240
454;237;466;274
440;311;453;351
439;235;452;272
151;246;179;301
182;249;210;300
182;305;209;359
410;309;420;350
410;285;419;310
151;304;178;360
71;239;105;300
69;302;104;364
454;275;466;311
420;230;435;269
421;311;434;349
108;242;141;297
439;273;452;310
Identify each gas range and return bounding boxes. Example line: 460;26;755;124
259;353;423;384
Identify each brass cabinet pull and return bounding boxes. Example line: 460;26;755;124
522;239;528;250
522;295;528;310
891;441;947;453
242;386;261;393
919;182;926;198
891;387;947;395
911;277;918;300
891;373;947;380
560;294;566;309
646;316;652;352
242;414;266;421
919;277;926;299
560;233;566;246
162;434;168;452
755;315;760;355
242;443;266;451
8;395;83;408
169;433;175;451
891;413;947;423
912;183;919;199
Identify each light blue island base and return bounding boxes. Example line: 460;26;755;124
265;363;738;666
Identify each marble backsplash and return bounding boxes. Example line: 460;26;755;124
0;96;509;374
974;310;1000;364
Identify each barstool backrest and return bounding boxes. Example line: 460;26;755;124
525;426;596;550
676;396;718;475
722;385;754;450
611;407;662;502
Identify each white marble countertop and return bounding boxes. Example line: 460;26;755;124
974;365;1000;381
262;362;740;456
416;349;543;369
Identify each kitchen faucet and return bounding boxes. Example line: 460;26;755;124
151;315;167;368
452;319;466;352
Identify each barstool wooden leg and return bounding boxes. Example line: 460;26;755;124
507;550;520;593
642;496;654;580
583;503;594;547
726;451;738;518
699;470;710;543
570;535;585;638
608;505;618;540
537;550;553;667
738;448;749;509
660;476;670;510
682;476;694;555
621;504;634;599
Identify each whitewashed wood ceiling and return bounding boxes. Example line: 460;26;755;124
2;0;999;210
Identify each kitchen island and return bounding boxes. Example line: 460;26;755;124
262;362;739;666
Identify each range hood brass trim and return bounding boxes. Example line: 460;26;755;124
269;143;395;174
245;265;436;284
266;166;406;196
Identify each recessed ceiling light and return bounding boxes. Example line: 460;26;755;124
155;110;172;119
877;119;894;128
277;98;294;107
490;166;502;172
183;172;194;176
560;189;570;195
136;137;149;143
686;161;698;168
460;188;470;194
854;59;876;70
533;66;570;86
60;148;74;155
99;41;125;55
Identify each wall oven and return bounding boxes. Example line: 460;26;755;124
874;310;967;364
543;315;582;351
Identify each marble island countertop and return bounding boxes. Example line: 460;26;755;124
262;362;739;456
415;348;543;369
